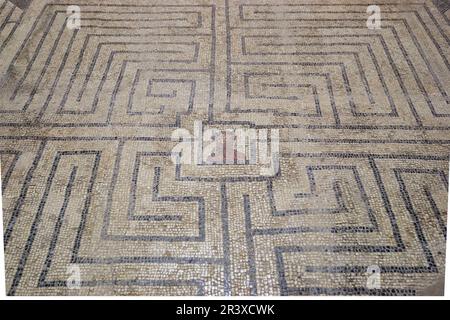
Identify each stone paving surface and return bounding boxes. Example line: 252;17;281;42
0;0;449;296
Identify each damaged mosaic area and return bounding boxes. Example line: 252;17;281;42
0;0;449;296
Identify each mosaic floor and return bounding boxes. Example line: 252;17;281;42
0;0;449;296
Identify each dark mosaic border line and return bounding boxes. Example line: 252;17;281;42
8;0;31;10
433;0;450;15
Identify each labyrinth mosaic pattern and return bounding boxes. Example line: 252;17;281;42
0;0;449;296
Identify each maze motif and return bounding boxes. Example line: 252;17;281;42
0;0;23;56
0;0;449;295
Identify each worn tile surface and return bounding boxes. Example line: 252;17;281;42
0;0;449;296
